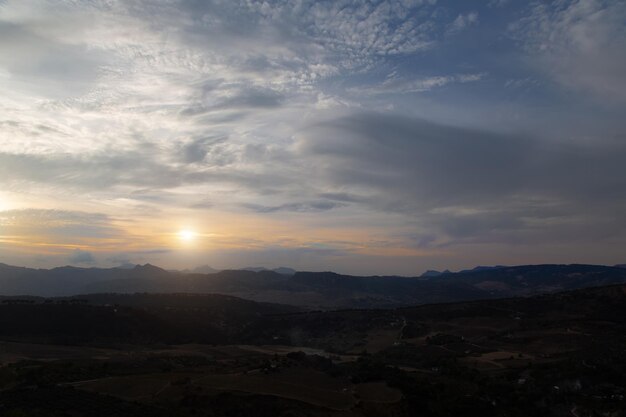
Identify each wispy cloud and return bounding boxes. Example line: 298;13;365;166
242;201;345;213
446;11;479;35
352;72;486;95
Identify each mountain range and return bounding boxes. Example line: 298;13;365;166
2;262;626;309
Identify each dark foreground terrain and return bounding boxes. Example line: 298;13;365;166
0;285;625;416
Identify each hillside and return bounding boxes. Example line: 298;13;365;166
0;293;299;345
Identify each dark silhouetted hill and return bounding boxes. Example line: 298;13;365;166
0;292;298;344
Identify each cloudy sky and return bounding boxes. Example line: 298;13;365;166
1;0;625;275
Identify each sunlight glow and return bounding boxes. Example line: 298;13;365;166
0;192;11;212
178;229;197;242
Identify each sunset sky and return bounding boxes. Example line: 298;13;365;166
1;0;625;275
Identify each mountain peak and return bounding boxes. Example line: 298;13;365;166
133;263;167;274
420;269;451;278
273;267;296;275
239;266;296;275
191;265;220;274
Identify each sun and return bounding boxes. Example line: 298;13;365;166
178;229;197;242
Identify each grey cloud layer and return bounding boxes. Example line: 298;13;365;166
297;113;626;245
0;209;120;239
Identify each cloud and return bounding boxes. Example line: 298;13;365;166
488;0;510;8
0;209;119;239
180;87;285;117
105;254;133;266
0;151;183;190
189;199;214;210
447;12;479;34
296;112;626;245
174;0;441;70
0;21;107;98
103;249;173;267
68;249;96;265
353;72;485;95
179;136;229;164
0;0;482;205
242;200;344;213
298;113;534;207
510;0;626;101
0;0;625;273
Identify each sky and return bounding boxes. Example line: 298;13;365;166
0;0;625;275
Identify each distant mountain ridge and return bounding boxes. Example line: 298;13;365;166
458;265;507;274
240;266;297;275
173;265;297;275
179;265;220;274
420;265;508;277
1;262;626;309
419;269;451;277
